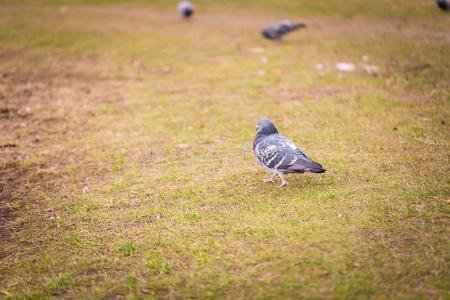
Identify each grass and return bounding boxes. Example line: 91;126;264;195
0;0;449;299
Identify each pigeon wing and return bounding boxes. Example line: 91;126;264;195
278;136;325;173
255;135;302;170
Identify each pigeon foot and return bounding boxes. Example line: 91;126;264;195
279;174;288;187
264;173;277;183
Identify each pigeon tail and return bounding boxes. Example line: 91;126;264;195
291;23;307;30
288;159;326;173
306;165;326;173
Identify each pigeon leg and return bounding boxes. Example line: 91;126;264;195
264;173;277;183
279;174;288;187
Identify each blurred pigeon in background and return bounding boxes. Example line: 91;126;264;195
253;119;325;187
436;0;449;10
261;20;306;40
177;1;195;18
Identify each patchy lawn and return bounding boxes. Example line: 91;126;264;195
0;1;449;299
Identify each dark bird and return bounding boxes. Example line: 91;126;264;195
177;1;195;18
253;118;325;186
261;20;306;40
437;0;449;10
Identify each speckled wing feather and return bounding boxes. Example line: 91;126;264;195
254;134;311;172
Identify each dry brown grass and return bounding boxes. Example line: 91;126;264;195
1;1;449;299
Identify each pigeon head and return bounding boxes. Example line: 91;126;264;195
256;118;279;136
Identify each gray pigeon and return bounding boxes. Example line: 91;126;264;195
253;118;325;186
261;20;306;40
177;1;195;18
437;0;449;10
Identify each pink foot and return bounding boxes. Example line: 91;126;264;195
264;174;277;184
278;174;288;187
280;181;288;187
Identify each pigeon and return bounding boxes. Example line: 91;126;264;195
261;20;306;40
437;0;449;10
177;1;195;18
253;118;325;186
